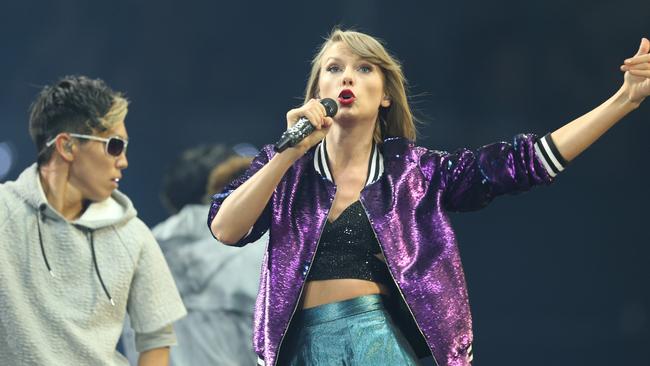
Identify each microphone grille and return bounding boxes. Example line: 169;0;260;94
320;98;338;118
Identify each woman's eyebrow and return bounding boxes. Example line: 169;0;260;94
324;57;343;63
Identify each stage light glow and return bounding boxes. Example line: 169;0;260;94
0;142;15;180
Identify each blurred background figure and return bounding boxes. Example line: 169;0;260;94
121;143;267;366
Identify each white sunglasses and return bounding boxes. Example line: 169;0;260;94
46;133;128;157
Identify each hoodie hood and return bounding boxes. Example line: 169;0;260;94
9;163;136;229
152;204;266;311
7;163;138;305
152;204;212;249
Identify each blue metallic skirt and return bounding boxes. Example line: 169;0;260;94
278;294;421;365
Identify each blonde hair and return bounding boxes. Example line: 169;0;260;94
101;95;129;129
304;29;417;143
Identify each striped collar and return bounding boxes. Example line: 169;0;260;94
313;138;384;186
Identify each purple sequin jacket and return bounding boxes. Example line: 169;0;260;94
208;134;564;366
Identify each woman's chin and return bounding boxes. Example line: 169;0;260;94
334;113;377;129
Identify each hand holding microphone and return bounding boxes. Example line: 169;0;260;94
275;98;338;153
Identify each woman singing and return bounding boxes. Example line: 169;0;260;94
208;29;649;366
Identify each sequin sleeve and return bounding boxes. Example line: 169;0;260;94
207;145;273;247
440;133;567;212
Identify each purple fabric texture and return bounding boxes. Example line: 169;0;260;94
208;134;553;366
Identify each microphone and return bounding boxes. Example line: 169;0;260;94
274;98;338;153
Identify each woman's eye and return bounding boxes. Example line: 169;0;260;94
358;65;372;73
326;65;341;73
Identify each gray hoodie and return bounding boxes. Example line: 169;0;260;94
0;164;187;366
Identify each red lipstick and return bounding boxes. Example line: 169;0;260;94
338;89;356;106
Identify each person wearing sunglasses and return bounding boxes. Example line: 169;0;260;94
0;75;186;366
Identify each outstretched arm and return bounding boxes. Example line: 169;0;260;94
551;38;650;162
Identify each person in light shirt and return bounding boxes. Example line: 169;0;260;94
0;75;186;366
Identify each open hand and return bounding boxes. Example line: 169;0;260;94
621;38;650;104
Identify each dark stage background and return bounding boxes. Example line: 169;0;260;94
1;1;648;365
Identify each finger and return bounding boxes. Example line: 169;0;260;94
310;101;327;120
317;122;332;138
319;123;332;137
624;53;650;65
297;100;319;116
634;37;649;56
305;98;324;114
621;62;650;71
307;98;321;109
315;100;327;117
628;69;650;77
286;109;301;127
304;110;321;129
641;37;650;55
322;117;334;128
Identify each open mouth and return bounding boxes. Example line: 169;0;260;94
338;89;356;105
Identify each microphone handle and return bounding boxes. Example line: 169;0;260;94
274;117;315;153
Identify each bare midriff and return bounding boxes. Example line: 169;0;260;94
301;279;391;309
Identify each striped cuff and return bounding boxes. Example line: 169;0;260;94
533;133;568;177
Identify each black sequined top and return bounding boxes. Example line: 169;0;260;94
307;201;392;285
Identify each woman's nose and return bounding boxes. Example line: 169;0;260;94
342;74;354;86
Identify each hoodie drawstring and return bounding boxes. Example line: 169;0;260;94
88;230;115;306
37;204;54;277
36;206;115;306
